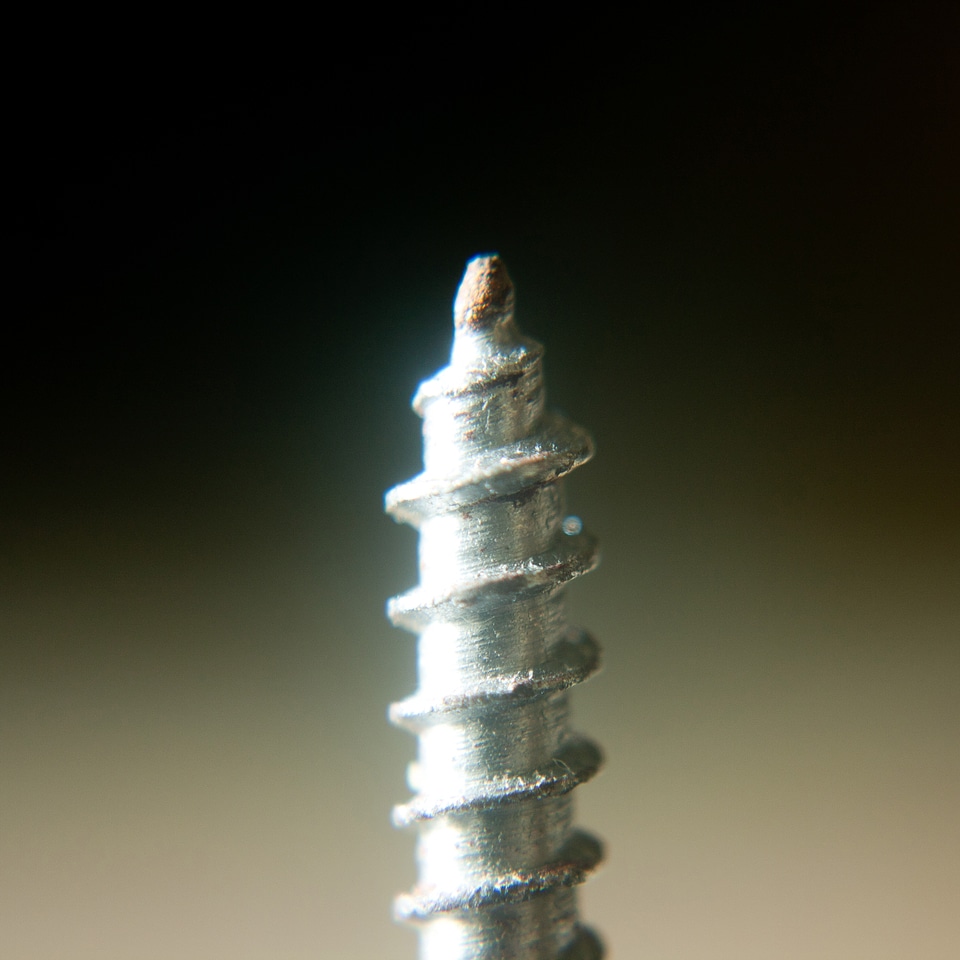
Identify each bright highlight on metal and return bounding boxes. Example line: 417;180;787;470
386;255;604;960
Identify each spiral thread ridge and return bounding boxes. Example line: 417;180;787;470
386;256;603;960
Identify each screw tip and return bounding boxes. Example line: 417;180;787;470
454;254;515;333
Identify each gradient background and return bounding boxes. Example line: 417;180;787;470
4;11;959;959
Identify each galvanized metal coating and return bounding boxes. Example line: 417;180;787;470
386;255;604;960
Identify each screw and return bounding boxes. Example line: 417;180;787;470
386;255;604;960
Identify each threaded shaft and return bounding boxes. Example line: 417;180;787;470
386;255;604;960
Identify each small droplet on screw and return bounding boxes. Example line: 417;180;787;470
563;515;584;536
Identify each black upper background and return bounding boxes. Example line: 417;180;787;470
7;8;959;570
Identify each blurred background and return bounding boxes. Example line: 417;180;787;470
4;9;958;959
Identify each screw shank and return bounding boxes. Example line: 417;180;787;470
387;257;604;959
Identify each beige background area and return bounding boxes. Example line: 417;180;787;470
4;12;958;959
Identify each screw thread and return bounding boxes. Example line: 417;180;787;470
386;255;603;960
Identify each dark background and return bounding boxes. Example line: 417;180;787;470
4;10;959;958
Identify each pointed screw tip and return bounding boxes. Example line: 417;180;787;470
454;253;515;333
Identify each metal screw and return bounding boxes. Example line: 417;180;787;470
386;255;604;960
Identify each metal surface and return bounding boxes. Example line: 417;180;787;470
386;255;604;960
